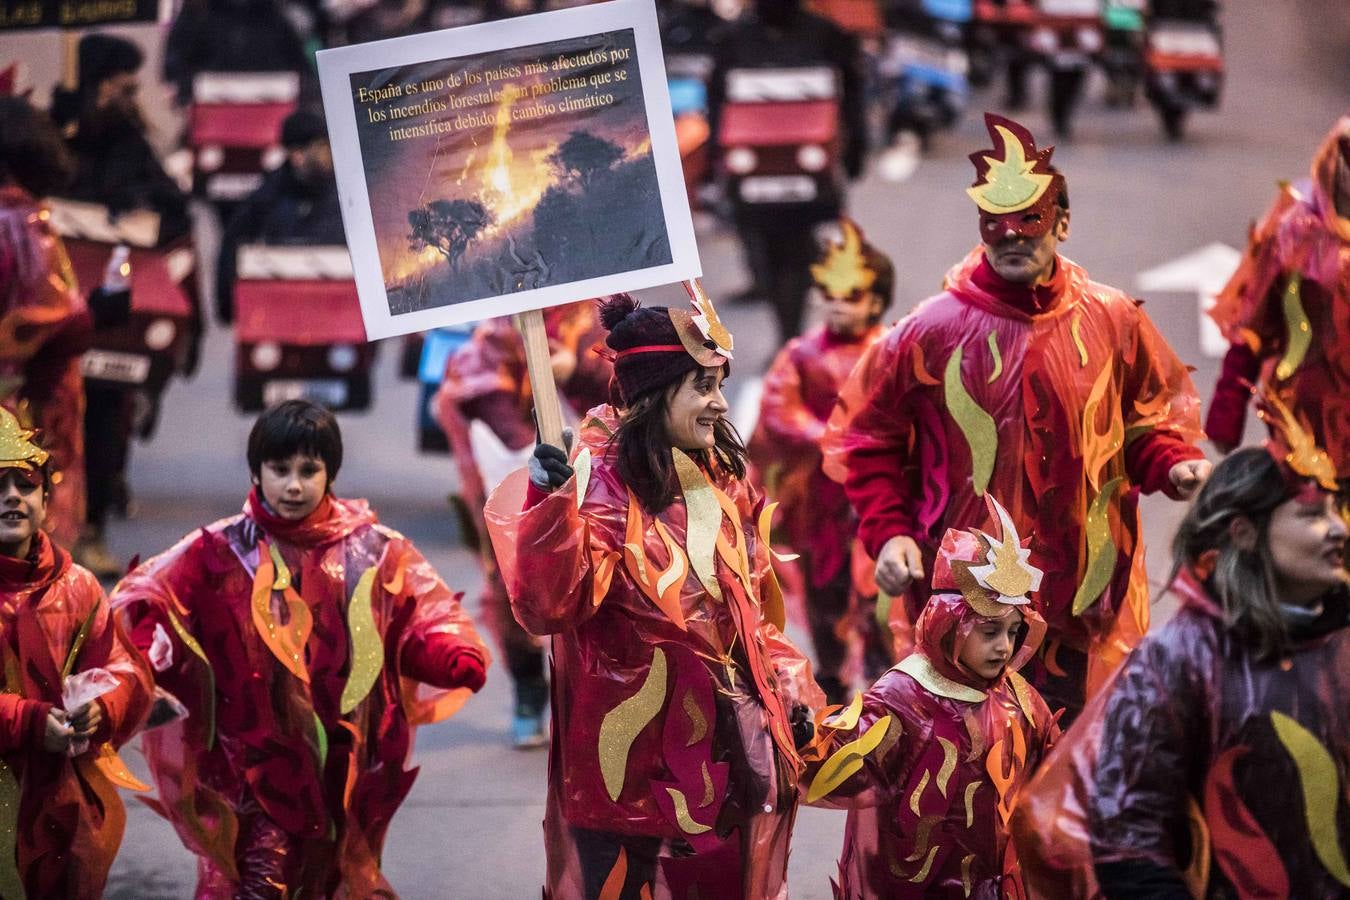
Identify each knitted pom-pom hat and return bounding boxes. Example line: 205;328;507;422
599;283;733;406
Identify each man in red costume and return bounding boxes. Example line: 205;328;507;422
1207;116;1350;488
433;300;611;747
750;219;892;704
0;405;153;898
112;400;489;897
804;495;1057;899
825;113;1209;719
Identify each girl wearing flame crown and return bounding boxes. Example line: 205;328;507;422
0;405;153;898
484;288;823;899
802;494;1057;899
749;219;894;704
1012;414;1350;899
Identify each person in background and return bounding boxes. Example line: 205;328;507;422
1012;410;1349;899
112;400;490;897
433;300;611;748
0;405;153;899
824;113;1209;723
749;219;892;704
1207;116;1349;494
163;0;311;106
0;97;91;549
215;109;344;323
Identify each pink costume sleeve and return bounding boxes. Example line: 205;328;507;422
758;340;824;449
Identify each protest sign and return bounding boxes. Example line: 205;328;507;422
0;0;162;31
317;0;700;341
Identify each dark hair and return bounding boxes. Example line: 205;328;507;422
0;98;74;197
1049;165;1070;211
610;375;747;513
247;400;343;483
1168;448;1300;661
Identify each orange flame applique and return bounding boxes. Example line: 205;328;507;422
623;490;690;630
684;279;734;359
810;218;878;299
966;113;1057;214
1257;389;1339;490
250;542;313;683
984;716;1027;826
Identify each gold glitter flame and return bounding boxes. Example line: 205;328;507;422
810;219;877;299
967;124;1054;213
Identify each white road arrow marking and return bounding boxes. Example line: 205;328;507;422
1137;242;1242;358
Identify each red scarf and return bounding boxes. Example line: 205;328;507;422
244;487;376;548
0;530;68;592
970;253;1067;315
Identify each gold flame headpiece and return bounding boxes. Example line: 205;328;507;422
0;405;48;473
937;495;1043;618
810;218;878;300
675;279;734;361
1256;389;1338;492
966;113;1062;215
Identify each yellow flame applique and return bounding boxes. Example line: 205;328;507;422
1270;711;1350;887
598;646;668;802
936;737;959;798
806;715;892;803
944;344;998;497
672;448;722;601
340;566;384;714
966;125;1054;213
810;218;877;299
1275;273;1311;381
967;496;1042;605
665;787;713;835
0;404;46;470
1072;477;1124;616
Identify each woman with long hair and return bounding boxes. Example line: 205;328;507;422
485;289;822;898
1011;407;1350;898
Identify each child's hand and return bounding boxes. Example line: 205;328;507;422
67;701;104;741
42;709;74;753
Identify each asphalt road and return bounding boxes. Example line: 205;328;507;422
4;0;1348;895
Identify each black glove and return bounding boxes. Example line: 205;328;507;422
529;443;573;492
790;703;814;750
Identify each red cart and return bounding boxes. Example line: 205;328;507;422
188;72;299;204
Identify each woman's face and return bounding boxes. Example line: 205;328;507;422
957;608;1025;681
1267;490;1349;605
256;454;328;520
663;366;729;451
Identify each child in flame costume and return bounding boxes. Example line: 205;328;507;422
823;113;1207;721
111;400;489;898
484;286;824;899
803;495;1057;899
433;299;612;747
0;405;153;898
1011;401;1350;899
1207;116;1350;487
749;220;893;704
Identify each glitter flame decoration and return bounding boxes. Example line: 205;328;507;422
967;495;1042;605
966;113;1058;214
810;218;878;300
1257;389;1338;491
684;280;734;359
0;405;47;471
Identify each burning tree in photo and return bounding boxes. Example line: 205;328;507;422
407;199;492;270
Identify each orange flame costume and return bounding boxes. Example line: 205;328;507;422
823;114;1205;719
802;496;1057;898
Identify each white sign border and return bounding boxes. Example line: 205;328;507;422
317;0;700;341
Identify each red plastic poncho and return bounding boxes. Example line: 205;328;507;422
484;409;824;899
1207;117;1350;477
823;249;1205;710
433;302;612;672
1011;569;1350;899
0;531;153;898
0;187;90;548
802;590;1055;899
111;490;489;898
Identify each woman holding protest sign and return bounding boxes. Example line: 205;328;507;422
485;288;823;898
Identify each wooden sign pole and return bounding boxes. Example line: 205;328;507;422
60;31;79;91
512;307;565;450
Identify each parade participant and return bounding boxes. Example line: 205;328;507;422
804;495;1057;898
1207;116;1350;487
111;400;490;897
0;97;90;549
1011;410;1349;899
433;300;611;748
0;405;154;898
52;34;191;245
708;0;867;341
215;110;345;323
824;113;1209;720
749;219;891;704
163;0;310;106
484;290;823;898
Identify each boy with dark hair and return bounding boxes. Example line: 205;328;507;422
113;399;489;897
749;219;892;704
0;405;153;898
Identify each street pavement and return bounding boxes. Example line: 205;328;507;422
2;1;1345;896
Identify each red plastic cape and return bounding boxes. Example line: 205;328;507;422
803;592;1056;898
0;531;153;898
0;187;90;547
1208;116;1350;477
1011;569;1350;898
822;248;1204;708
111;491;488;897
485;407;824;899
